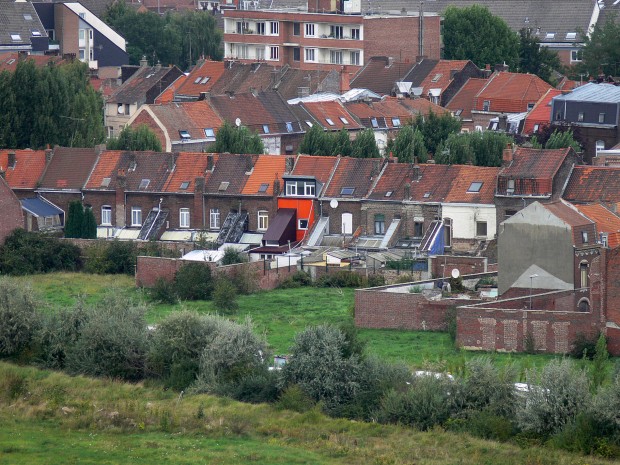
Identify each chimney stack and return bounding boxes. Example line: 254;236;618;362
340;67;350;93
45;148;53;163
140;55;148;67
503;143;514;165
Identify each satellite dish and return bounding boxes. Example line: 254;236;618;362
117;104;124;114
235;117;241;127
451;268;460;279
330;199;339;209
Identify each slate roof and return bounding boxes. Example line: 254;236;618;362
350;56;416;96
141;100;223;141
445;78;487;120
175;59;225;98
162;152;214;194
522;89;562;135
242;155;289;196
573;203;620;247
204;153;258;195
402;59;440;87
323;157;383;198
563;166;620;204
39;147;99;190
21;197;63;217
0;52;64;72
290;155;338;187
474;72;553;113
208;91;302;135
500;147;570;180
209;62;279;96
367;163;455;202
109;65;181;104
0;149;46;190
299;101;363;131
155;74;189;104
275;68;338;101
0;1;47;48
444;165;499;204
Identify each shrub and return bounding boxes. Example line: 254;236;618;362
65;294;149;381
225;370;281;404
146;277;177;304
409;285;423;294
148;311;220;389
445;306;457;343
449;410;516;441
516;359;591;438
174;262;214;301
83;240;137;275
221;247;247;265
278;271;312;289
35;304;88;369
276;384;316;412
570;332;598;360
376;374;455;430
315;271;363;288
212;278;239;314
366;274;385;287
193;317;268;393
282;325;363;414
0;279;41;358
227;263;258;295
0;229;82;275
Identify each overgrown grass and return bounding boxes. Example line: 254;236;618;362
11;273;608;372
0;362;610;465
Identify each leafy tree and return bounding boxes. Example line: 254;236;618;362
531;124;583;152
213;121;264;154
351;128;380;158
331;128;352;157
212;278;239;314
299;123;334;155
435;131;513;166
221;247;247;265
443;5;520;70
579;13;620;78
174;262;214;301
518;28;562;84
107;124;162;152
65;201;85;239
592;333;609;389
0;279;41;357
543;129;581;152
412;111;462;157
391;125;427;163
104;1;222;69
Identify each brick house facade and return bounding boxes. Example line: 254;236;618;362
0;175;24;244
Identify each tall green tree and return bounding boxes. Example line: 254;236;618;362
579;14;620;77
298;124;334;156
435;131;513;166
443;5;520;70
519;28;562;84
351;129;380;158
212;121;264;154
107;124;163;152
331;128;352;157
539;129;581;152
0;71;17;148
82;208;98;239
391;125;427;163
65;201;85;239
412;111;461;157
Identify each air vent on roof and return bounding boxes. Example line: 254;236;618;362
101;177;111;187
139;179;150;189
218;181;229;191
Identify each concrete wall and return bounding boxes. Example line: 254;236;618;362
442;204;496;241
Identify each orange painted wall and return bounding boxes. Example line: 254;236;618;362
278;197;316;242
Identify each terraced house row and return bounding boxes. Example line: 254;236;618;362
4;144;618;259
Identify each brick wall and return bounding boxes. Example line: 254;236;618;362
429;255;487;279
0;177;24;244
136;256;186;287
130;110;168;151
355;286;479;330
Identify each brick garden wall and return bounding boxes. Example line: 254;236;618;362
429;255;488;279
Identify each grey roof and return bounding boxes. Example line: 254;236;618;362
403;59;439;86
0;1;47;47
109;65;178;104
552;82;620;103
21;197;63;217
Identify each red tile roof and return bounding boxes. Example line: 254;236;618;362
154;74;189;104
474;72;553;113
175;60;225;97
204;153;258;195
500;147;570;179
90;77;120;98
0;149;46;190
445;78;487;120
350;56;415;95
522;89;562;135
368;163;455;202
162;152;215;194
323;157;383;198
398;98;451;117
84;150;123;190
573;203;620;247
563;166;620;204
39;147;99;190
444;165;500;204
0;52;66;72
300;101;362;131
542;200;593;228
345;97;419;129
291;155;339;186
418;60;471;97
242;155;289;196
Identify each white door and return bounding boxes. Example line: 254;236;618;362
342;212;353;235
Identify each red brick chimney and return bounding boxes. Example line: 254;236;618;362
502;143;514;166
340;66;351;94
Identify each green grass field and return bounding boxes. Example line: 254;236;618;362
0;362;612;465
12;272;596;372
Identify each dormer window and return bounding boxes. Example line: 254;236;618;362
582;231;588;243
204;128;215;138
507;179;515;194
179;130;191;139
467;181;483;193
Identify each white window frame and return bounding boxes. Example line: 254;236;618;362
269;46;279;61
180;208;190;228
570;49;582;62
286;181;297;196
350;51;360;65
131;207;142;227
305;23;315;37
256;22;265;35
256;47;265;60
210;208;220;229
350;27;360;40
330;50;343;64
305;48;316;62
596;140;605;152
101;205;112;225
269;21;279;35
258;210;269;231
298;219;309;230
304;182;315;196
